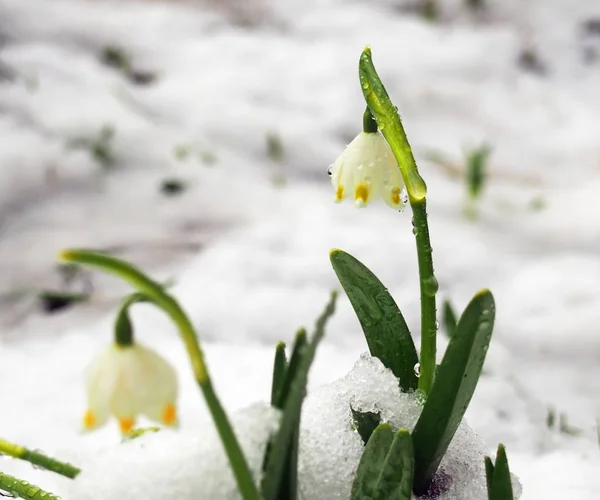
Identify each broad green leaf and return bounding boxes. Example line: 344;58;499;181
351;424;394;499
261;292;337;500
491;445;514;500
351;426;414;500
330;249;418;391
412;290;495;494
375;428;414;500
351;408;382;445
442;299;457;338
271;342;288;407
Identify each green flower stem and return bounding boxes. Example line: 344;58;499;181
58;249;261;500
0;439;80;479
358;47;438;395
114;293;149;347
0;471;61;500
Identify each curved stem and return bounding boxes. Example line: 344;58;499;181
58;249;261;500
114;293;150;347
0;471;62;499
0;439;80;479
358;47;438;395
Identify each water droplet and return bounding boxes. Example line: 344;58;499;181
435;320;440;330
414;362;420;377
411;216;415;226
400;188;408;204
327;165;332;177
423;275;439;296
412;226;418;236
362;82;369;89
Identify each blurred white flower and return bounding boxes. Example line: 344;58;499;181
83;343;178;434
328;131;406;209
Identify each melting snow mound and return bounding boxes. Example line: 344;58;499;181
57;355;520;499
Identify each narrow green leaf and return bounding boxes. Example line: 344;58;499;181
466;144;492;200
491;445;514;500
271;342;288;407
442;299;457;338
484;456;494;500
374;428;414;500
412;290;495;494
330;249;419;391
351;423;394;500
351;408;382;445
276;329;307;409
261;292;337;500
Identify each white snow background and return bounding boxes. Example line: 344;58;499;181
1;0;600;497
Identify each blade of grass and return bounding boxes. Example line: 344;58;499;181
490;445;514;500
412;290;495;494
330;249;418;391
442;299;457;338
484;456;494;500
271;342;288;406
261;292;337;500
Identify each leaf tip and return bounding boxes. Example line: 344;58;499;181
329;248;343;258
58;249;74;261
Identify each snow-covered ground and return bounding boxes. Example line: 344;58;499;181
1;0;600;497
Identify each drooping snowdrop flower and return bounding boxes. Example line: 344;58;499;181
328;126;407;210
83;342;178;435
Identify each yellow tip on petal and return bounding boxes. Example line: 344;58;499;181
391;186;401;206
83;409;96;430
161;404;177;426
119;417;135;435
335;185;344;202
354;183;370;207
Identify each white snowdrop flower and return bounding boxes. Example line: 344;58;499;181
83;342;178;435
328;131;406;209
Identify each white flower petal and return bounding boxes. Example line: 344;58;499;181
329;131;405;210
83;342;179;433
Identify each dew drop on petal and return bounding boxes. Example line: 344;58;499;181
327;165;333;177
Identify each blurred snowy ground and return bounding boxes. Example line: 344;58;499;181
1;0;600;497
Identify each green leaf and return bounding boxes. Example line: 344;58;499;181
351;425;414;500
351;424;394;499
270;341;288;406
412;289;495;494
484;456;494;500
490;444;514;500
442;299;458;338
276;329;307;409
329;249;419;392
351;408;382;445
261;292;337;500
466;144;492;200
